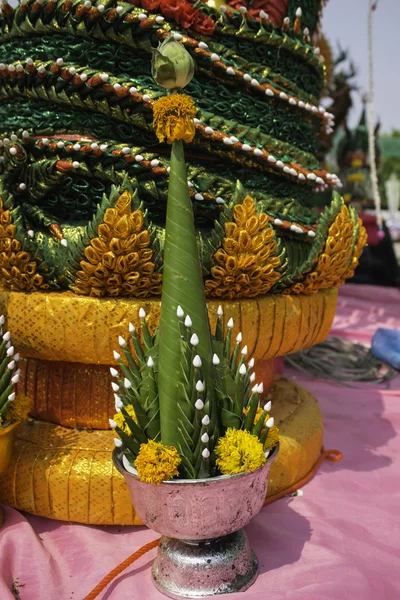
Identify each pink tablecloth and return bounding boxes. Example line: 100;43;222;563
1;284;400;600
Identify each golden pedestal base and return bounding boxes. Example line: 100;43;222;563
0;377;323;525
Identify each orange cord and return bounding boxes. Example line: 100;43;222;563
83;447;342;600
82;538;160;600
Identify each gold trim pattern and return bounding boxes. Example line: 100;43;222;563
0;288;338;364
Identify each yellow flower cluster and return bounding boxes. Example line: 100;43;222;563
286;203;366;295
113;405;137;435
152;94;196;144
134;440;181;484
205;196;282;299
215;428;266;475
0;197;45;292
74;190;162;298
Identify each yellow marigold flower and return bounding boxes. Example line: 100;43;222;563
215;428;266;475
113;405;137;435
134;440;181;484
243;406;267;427
152;94;196;144
264;425;280;451
4;394;31;423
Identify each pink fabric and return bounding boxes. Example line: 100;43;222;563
1;284;400;600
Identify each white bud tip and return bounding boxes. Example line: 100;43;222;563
27;230;34;238
212;354;220;366
236;332;242;343
250;372;256;382
128;322;135;333
115;398;123;410
266;417;274;428
239;363;247;376
227;318;234;329
114;438;123;448
241;345;248;356
217;305;223;316
111;382;120;392
14;353;19;362
184;315;192;328
8;392;16;402
193;355;202;368
202;448;210;459
109;419;117;429
138;308;146;318
202;415;210;426
6;346;14;356
113;350;121;361
176;305;184;318
264;401;272;413
190;333;199;347
297;489;304;497
61;239;68;247
264;450;270;459
251;384;258;394
3;331;11;341
196;380;205;392
147;356;155;368
257;383;264;394
248;358;255;368
296;7;302;17
195;399;204;410
118;336;126;347
11;374;19;384
124;377;132;389
110;367;119;377
201;432;209;443
0;316;4;325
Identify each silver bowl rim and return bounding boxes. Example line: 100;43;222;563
112;442;279;487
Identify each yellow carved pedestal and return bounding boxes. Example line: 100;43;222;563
0;288;336;524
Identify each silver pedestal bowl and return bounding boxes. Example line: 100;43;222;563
113;444;279;599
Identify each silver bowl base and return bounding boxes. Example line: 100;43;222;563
152;529;258;598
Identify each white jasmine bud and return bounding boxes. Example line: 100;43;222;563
139;307;146;318
248;358;255;369
239;363;247;376
110;367;119;377
13;353;19;362
190;333;199;346
109;419;117;429
115;397;123;410
266;417;274;428
257;382;264;394
114;438;123;448
147;356;155;368
111;382;120;392
11;372;20;384
128;323;135;333
196;380;204;392
177;305;184;318
251;384;258;394
124;378;132;389
184;315;192;327
236;332;242;343
113;350;121;361
264;401;272;412
227;318;234;329
201;432;209;443
8;392;15;402
193;355;202;368
3;331;10;341
202;415;210;425
118;336;126;347
250;372;256;382
202;448;210;458
212;354;220;366
7;360;15;370
217;305;223;316
241;345;248;356
6;346;14;356
195;398;204;410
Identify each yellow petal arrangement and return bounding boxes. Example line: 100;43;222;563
111;41;280;484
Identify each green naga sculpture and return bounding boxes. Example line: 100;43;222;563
0;0;366;525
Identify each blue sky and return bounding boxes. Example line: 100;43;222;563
323;0;399;134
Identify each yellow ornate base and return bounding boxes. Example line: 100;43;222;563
0;377;323;525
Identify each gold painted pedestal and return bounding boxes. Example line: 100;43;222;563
0;288;336;525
